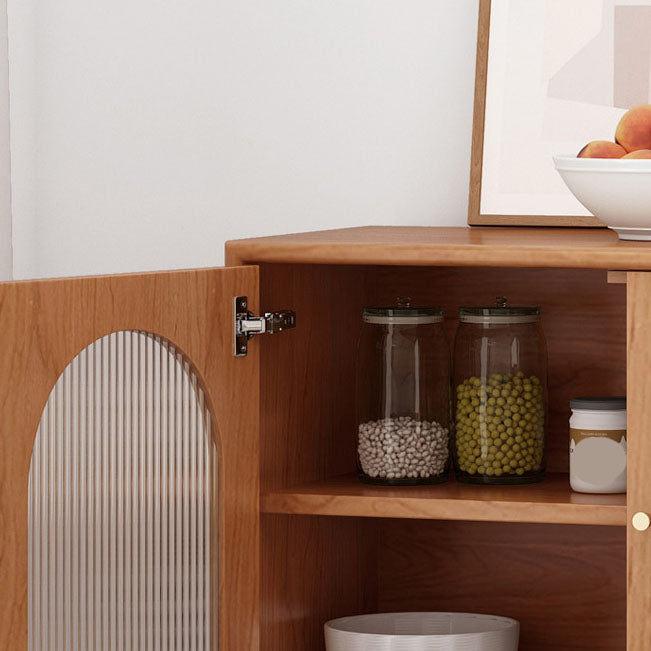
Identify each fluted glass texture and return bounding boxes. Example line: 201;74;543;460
28;331;216;651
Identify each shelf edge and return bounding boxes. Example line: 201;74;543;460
261;492;627;527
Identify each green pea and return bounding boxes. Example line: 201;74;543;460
455;373;545;478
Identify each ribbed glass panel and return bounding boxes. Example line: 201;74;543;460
28;331;215;651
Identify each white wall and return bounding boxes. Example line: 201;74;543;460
0;0;11;280
8;0;479;280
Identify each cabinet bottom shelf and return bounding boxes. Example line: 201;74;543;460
261;472;626;526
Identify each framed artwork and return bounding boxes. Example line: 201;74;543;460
469;0;651;227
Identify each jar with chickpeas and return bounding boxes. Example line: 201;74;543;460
356;299;451;485
453;297;548;484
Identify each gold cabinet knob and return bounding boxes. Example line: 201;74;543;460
632;512;651;532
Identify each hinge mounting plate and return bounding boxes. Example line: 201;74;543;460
234;296;296;357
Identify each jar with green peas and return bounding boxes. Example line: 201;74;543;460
453;298;548;484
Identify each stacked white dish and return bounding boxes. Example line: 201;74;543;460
325;612;519;651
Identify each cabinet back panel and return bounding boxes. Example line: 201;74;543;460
367;267;626;473
378;520;625;651
261;265;625;481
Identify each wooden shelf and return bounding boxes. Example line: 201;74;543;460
225;225;651;270
261;473;626;526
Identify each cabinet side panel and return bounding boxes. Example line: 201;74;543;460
627;273;651;651
261;514;376;651
259;264;371;649
259;263;366;491
379;520;625;651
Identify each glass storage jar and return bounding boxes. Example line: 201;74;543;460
356;300;451;485
453;297;548;485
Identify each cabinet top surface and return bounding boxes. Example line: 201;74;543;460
225;225;651;269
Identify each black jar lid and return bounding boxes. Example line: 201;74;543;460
459;296;540;324
363;298;444;324
570;396;626;411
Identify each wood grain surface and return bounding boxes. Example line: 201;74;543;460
466;0;604;228
258;263;366;492
258;264;372;649
467;0;491;226
627;273;651;651
254;261;630;649
379;520;626;651
608;270;628;284
247;263;626;477
244;256;632;649
225;226;651;269
261;514;376;651
262;473;626;526
0;267;260;651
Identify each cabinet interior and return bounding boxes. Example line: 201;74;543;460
259;263;627;650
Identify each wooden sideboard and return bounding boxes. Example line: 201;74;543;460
1;226;649;650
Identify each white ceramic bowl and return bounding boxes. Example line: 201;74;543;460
554;155;651;240
324;612;519;651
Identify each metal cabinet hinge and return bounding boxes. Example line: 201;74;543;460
234;296;296;357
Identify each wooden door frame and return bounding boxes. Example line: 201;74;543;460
627;273;651;651
0;266;260;651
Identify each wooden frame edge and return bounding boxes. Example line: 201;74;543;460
467;0;491;226
466;0;606;229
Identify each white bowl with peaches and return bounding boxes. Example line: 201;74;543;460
554;105;651;240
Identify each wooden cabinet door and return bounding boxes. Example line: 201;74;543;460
0;266;260;651
627;272;651;651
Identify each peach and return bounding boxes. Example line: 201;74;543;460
577;140;627;158
615;105;651;152
622;149;651;159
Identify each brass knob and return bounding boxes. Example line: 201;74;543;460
632;512;651;532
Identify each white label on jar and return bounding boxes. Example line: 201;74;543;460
570;428;626;485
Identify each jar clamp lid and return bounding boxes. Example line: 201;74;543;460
363;297;444;325
570;396;626;411
459;296;540;324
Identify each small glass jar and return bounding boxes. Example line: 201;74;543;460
570;397;626;494
356;299;451;485
453;297;548;484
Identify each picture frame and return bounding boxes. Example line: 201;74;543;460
468;0;651;227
